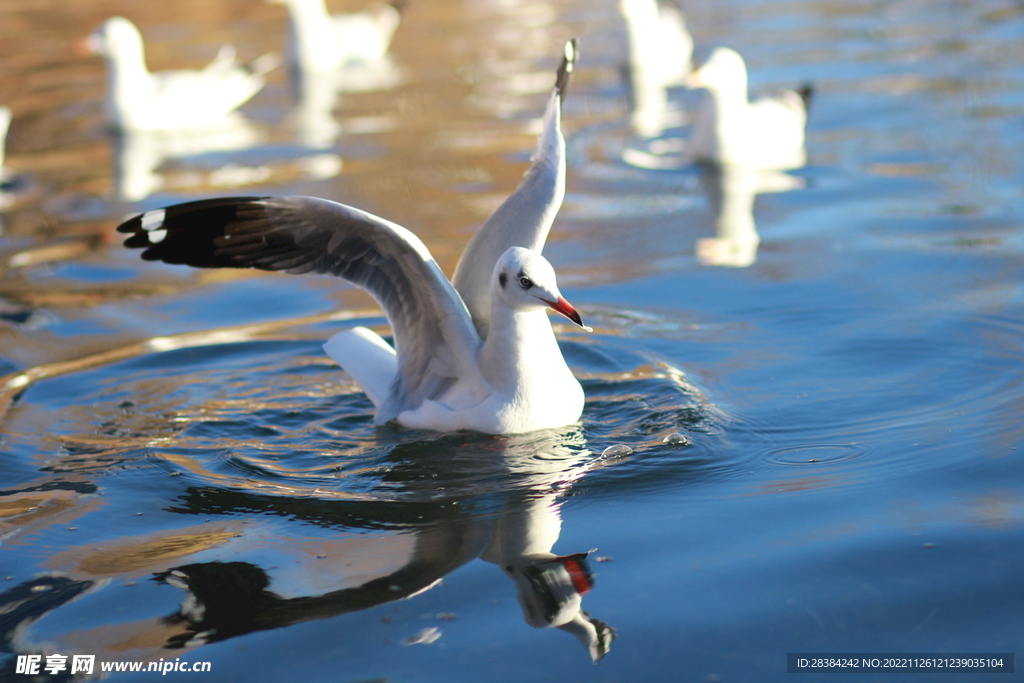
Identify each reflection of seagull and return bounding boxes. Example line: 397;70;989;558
271;0;402;72
620;0;692;138
688;47;811;170
270;0;404;148
0;106;10;181
115;42;582;435
112;116;263;201
481;491;615;661
696;162;805;267
85;17;279;131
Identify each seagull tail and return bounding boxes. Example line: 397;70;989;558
323;326;397;409
797;81;814;114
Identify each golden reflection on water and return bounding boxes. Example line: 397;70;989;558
45;522;244;576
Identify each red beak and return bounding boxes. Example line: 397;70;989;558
543;296;587;329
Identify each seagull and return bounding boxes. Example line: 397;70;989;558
270;0;402;72
0;106;26;210
619;0;692;138
688;47;811;170
621;0;692;91
0;106;10;179
116;42;585;435
85;17;279;131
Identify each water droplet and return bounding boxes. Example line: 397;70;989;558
602;444;633;458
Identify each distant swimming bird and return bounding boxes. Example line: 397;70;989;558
620;0;692;138
270;0;402;72
0;106;10;178
86;17;279;131
116;42;587;435
621;0;692;90
688;47;810;169
0;106;24;209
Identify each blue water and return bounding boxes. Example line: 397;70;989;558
3;0;1024;681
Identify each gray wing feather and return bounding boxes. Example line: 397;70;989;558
118;195;482;419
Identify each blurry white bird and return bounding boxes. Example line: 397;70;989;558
620;0;692;138
86;17;279;131
0;106;22;210
688;47;811;169
271;0;402;72
0;105;11;189
115;42;586;435
0;106;10;178
621;0;692;90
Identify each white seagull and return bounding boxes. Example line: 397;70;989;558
86;16;279;131
270;0;402;72
116;41;584;435
688;47;811;170
0;106;10;178
0;106;24;210
620;0;692;90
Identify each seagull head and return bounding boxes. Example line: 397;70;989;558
493;247;588;329
84;17;142;59
688;46;747;92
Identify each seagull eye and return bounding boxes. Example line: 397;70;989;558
519;276;533;289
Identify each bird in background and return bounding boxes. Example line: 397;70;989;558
620;0;694;138
0;106;11;180
85;16;279;131
270;0;403;73
687;46;811;170
116;41;586;436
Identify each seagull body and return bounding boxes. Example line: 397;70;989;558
87;17;278;131
117;42;584;435
0;106;13;208
0;106;10;178
272;0;401;72
118;198;585;434
688;47;809;170
620;0;692;89
620;0;692;138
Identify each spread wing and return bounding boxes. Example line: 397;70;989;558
117;196;482;417
450;39;576;339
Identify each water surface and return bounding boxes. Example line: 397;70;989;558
2;0;1023;681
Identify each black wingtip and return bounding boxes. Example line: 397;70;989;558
116;196;273;267
555;38;578;99
798;81;814;113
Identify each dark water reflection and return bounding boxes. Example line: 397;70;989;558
1;426;614;671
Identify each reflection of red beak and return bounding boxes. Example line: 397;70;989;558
542;296;586;329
